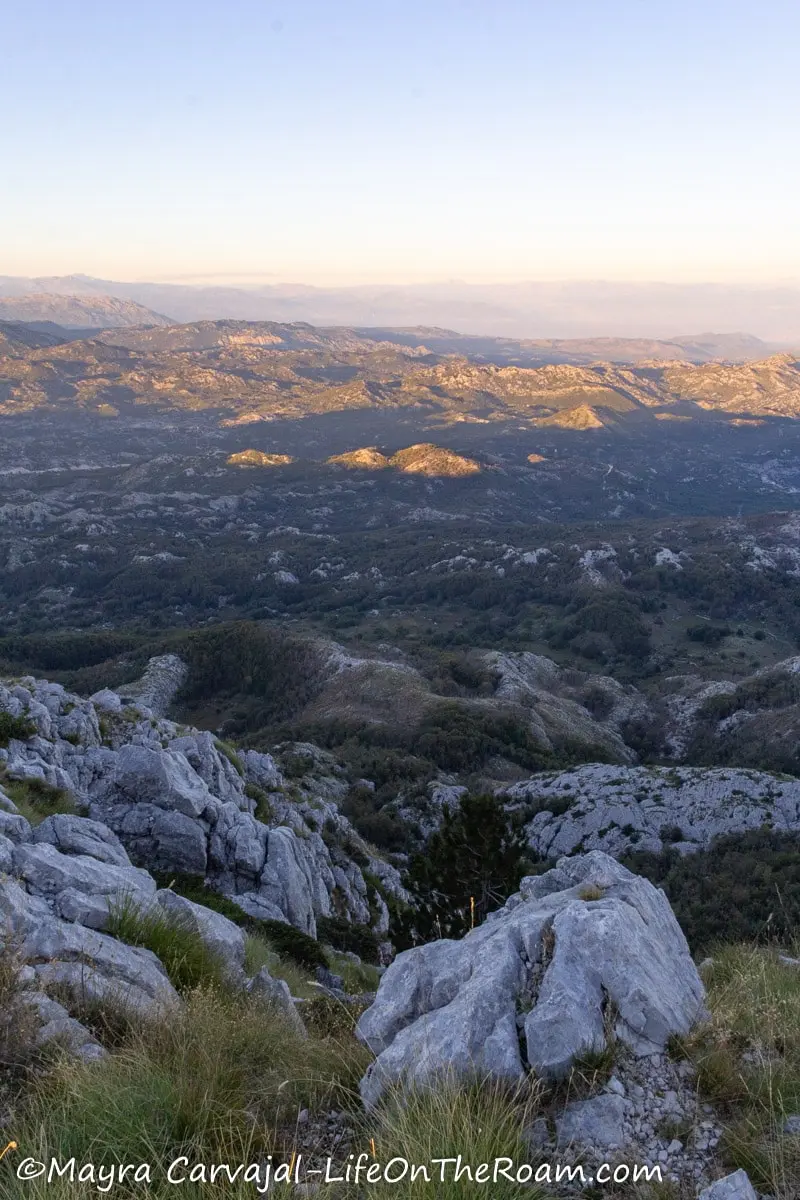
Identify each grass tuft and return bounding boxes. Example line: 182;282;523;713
1;773;75;826
358;1075;547;1199
684;942;800;1197
106;895;228;994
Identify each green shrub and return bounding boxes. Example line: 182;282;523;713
317;914;381;964
0;711;36;747
254;918;328;970
214;737;244;776
623;830;800;952
396;792;535;945
244;781;274;823
151;874;329;969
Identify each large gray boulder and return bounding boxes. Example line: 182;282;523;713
258;826;327;936
0;807;32;844
102;745;215;818
91;800;209;876
22;918;179;1014
356;853;706;1107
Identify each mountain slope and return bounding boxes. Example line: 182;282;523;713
0;293;172;329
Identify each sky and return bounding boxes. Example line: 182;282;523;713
2;0;800;285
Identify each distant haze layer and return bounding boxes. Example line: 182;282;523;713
2;275;800;343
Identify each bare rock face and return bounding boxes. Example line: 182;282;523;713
356;853;706;1108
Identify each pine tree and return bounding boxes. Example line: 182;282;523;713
397;792;535;945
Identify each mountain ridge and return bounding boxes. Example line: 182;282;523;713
2;273;800;342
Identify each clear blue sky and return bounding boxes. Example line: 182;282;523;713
3;0;799;283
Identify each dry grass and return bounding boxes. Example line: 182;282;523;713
0;773;75;826
684;942;800;1198
4;985;370;1200
353;1075;547;1199
0;945;40;1073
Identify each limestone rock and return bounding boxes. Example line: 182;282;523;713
12;841;155;906
556;1093;629;1150
248;966;307;1037
505;763;800;859
33;814;133;867
20;992;107;1060
697;1170;757;1200
356;853;706;1107
22;919;180;1014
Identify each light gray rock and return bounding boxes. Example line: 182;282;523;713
208;803;266;882
154;889;246;981
103;745;214;818
697;1170;757;1200
357;853;706;1107
54;887;114;930
169;731;247;808
525;871;705;1073
0;809;32;844
23;919;180;1014
0;833;14;873
0;877;56;938
556;1093;629;1150
116;654;188;716
259;827;322;936
248;966;307;1037
89;688;123;713
3;669;403;943
20;992;107;1060
12;842;155;905
505;763;800;860
240;748;284;792
92;802;209;876
33;814;133;867
783;1113;800;1135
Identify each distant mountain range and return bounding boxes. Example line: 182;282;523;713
2;317;800;426
1;273;800;344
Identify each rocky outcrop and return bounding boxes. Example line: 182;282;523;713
114;653;188;717
504;763;800;859
1;669;404;940
484;650;652;763
356;853;706;1108
0;868;179;1016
